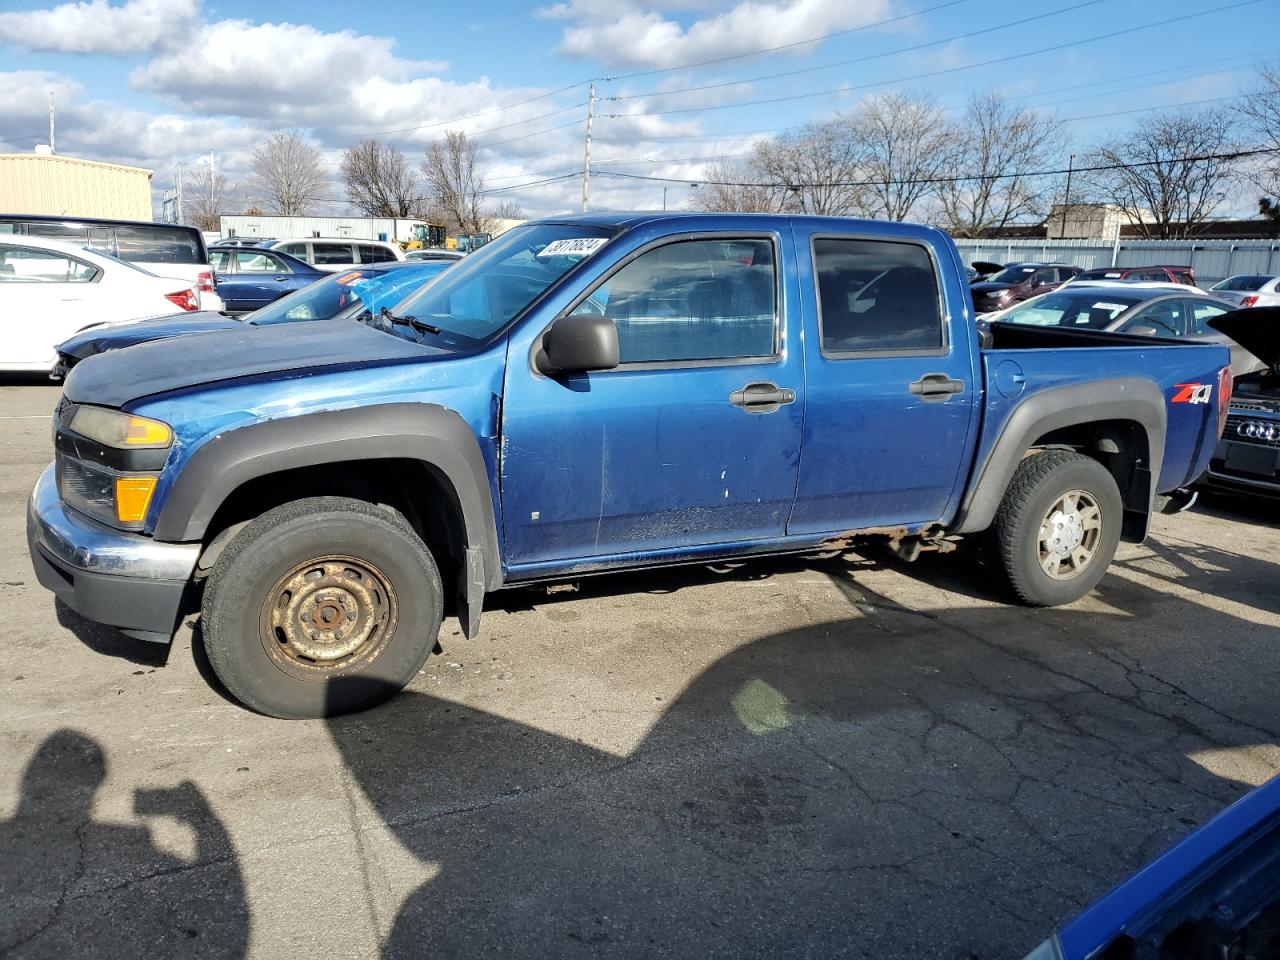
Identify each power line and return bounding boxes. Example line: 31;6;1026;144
341;80;589;140
602;0;1263;118
608;0;969;81
591;146;1277;189
473;116;587;150
1060;94;1246;122
609;0;1107;104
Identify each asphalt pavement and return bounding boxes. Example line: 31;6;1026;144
2;378;1278;960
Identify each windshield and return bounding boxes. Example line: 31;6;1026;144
988;265;1036;284
391;223;615;344
248;262;451;326
1213;275;1271;292
995;289;1146;328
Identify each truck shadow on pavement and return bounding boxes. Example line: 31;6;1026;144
0;730;249;959
326;553;1280;960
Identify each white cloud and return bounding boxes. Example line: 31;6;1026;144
0;0;199;55
555;0;894;70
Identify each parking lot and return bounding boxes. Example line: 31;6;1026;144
1;376;1278;959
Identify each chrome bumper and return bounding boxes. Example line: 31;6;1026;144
27;463;200;641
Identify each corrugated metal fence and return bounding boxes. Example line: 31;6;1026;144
952;238;1280;286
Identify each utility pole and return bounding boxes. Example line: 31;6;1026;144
1059;153;1075;239
48;91;55;154
582;80;595;213
662;186;668;211
176;161;184;226
208;149;216;215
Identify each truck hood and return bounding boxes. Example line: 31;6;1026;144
57;311;242;361
63;318;440;408
1208;306;1280;367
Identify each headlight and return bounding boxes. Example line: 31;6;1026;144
58;458;159;528
69;406;172;449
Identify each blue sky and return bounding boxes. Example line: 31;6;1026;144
0;0;1275;218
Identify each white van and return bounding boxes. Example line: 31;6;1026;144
261;238;405;272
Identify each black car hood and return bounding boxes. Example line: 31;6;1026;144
970;261;1003;277
1209;307;1280;367
63;318;441;408
57;312;242;361
970;280;1016;295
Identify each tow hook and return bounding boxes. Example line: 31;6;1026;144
1158;487;1199;515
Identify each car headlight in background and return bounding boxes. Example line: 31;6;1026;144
69;406;173;448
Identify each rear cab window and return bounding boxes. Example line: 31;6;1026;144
812;237;944;355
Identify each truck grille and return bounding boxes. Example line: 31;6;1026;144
1224;413;1280;448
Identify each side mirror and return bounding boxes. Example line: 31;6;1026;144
1126;325;1159;337
537;313;620;375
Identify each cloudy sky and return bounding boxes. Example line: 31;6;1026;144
0;0;1274;219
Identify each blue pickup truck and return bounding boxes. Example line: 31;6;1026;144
27;213;1233;718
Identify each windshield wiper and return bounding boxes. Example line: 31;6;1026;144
378;307;442;336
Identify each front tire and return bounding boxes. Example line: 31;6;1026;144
992;451;1123;607
201;496;443;719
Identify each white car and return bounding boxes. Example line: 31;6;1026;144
0;236;201;374
1210;275;1280;308
259;238;405;273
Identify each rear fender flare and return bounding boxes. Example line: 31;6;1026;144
951;378;1167;537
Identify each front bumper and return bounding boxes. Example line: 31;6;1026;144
26;463;200;642
1203;421;1280;497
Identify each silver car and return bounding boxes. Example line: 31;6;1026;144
987;281;1264;375
1209;275;1280;308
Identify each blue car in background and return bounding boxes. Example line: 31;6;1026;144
208;245;326;314
52;259;453;376
1027;773;1280;959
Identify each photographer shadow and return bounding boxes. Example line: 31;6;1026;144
0;730;249;959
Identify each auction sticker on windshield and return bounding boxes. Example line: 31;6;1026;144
1093;302;1130;315
536;238;608;259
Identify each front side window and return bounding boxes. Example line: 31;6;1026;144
996;290;1146;328
1116;299;1187;337
1032;268;1056;285
990;265;1036;284
585;238;777;364
313;243;355;264
235;251;289;273
814;237;943;354
0;245;99;283
277;242;307;258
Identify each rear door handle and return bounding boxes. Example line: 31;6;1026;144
909;373;965;401
274;276;289;282
730;381;796;414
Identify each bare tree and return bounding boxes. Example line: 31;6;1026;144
183;161;227;233
939;92;1063;237
1236;63;1280;211
1082;109;1239;239
423;130;486;233
341;138;420;217
693;156;794;213
247;131;328;216
845;92;962;222
488;199;525;221
693;123;865;215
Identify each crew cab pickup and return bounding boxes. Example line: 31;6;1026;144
27;214;1233;719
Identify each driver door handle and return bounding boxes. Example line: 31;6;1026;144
730;381;796;414
909;373;965;401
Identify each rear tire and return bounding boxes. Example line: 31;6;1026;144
992;450;1123;607
201;496;442;719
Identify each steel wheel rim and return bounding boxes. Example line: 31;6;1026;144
1037;489;1103;581
259;555;398;681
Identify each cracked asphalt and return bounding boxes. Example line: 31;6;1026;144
2;378;1279;960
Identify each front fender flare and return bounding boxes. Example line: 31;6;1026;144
152;404;502;597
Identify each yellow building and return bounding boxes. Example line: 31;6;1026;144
0;151;153;220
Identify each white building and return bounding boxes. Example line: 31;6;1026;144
218;215;434;244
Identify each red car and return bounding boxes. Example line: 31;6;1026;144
1074;265;1196;285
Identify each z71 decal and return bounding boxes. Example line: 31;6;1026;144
1171;383;1213;405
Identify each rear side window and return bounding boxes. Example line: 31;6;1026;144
813;237;943;354
590;237;778;364
209;250;231;271
277;242;307;258
363;244;398;263
114;224;202;264
313;243;355;264
0;245;99;282
1190;300;1227;334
